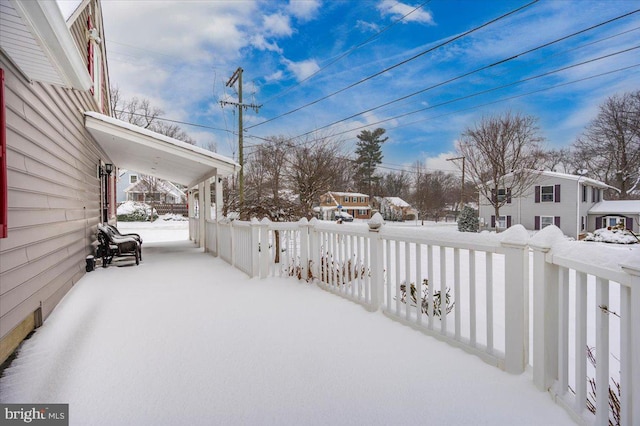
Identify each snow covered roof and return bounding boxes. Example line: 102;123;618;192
330;191;368;197
124;178;185;197
384;197;411;208
85;112;240;187
535;170;617;190
589;200;640;215
499;170;618;191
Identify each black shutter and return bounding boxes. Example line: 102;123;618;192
534;186;540;203
507;216;512;227
534;216;540;230
596;217;602;229
491;215;495;228
625;217;633;231
506;188;512;204
554;184;561;202
554;216;561;227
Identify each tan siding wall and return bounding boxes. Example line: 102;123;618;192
0;54;106;354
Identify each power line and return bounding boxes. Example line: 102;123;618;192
261;0;433;106
246;0;540;130
296;9;640;136
245;62;639;156
112;109;234;133
289;45;640;140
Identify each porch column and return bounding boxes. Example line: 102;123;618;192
202;178;212;249
198;181;206;248
215;176;224;221
188;189;195;241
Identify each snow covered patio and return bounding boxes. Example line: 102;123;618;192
0;222;575;425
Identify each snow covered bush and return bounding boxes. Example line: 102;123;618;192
583;225;638;244
116;201;157;222
457;205;479;233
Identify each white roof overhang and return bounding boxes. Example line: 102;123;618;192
85;112;240;188
0;0;92;90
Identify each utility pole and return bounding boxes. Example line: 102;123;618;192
220;67;261;217
446;156;465;211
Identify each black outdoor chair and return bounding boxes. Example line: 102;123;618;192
97;224;141;267
105;224;143;260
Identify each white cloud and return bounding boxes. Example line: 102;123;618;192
287;0;321;22
265;70;285;82
377;0;435;25
251;35;283;53
263;13;294;37
422;151;462;174
356;20;380;33
282;58;320;81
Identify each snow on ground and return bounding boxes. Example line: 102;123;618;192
0;221;576;425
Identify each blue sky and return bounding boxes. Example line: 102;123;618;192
57;0;640;174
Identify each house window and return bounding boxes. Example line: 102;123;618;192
540;216;555;229
604;216;625;228
0;69;6;238
130;174;138;184
497;215;507;228
344;196;349;203
541;185;554;202
358;209;367;216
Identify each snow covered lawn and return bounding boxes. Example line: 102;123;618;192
0;221;575;425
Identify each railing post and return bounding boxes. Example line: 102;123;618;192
308;218;319;280
368;213;384;311
529;226;564;390
500;224;530;374
298;217;309;281
259;217;271;279
250;218;260;278
620;264;640;426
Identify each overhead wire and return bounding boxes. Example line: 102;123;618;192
291;9;640;137
246;0;541;130
261;0;433;106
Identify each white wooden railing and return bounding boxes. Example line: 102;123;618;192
200;215;639;425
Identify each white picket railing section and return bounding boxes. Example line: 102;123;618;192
199;215;639;425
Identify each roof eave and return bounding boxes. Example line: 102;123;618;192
10;0;92;90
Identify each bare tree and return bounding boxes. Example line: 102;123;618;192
288;135;345;216
540;147;574;173
410;163;458;222
573;91;640;199
243;136;301;221
456;111;545;226
109;84;196;145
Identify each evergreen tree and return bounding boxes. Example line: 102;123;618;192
457;205;479;233
354;128;387;198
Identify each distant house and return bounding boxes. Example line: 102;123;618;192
117;170;185;204
375;196;418;221
478;171;622;239
588;200;639;234
319;192;371;220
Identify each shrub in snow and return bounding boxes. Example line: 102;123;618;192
399;279;454;317
583;225;638;244
116;201;157;222
457;205;479;233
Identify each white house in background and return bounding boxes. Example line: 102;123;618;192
478;171;620;239
588;200;640;234
376;196;418;221
117;170;185;204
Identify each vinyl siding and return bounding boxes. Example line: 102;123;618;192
0;53;107;345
